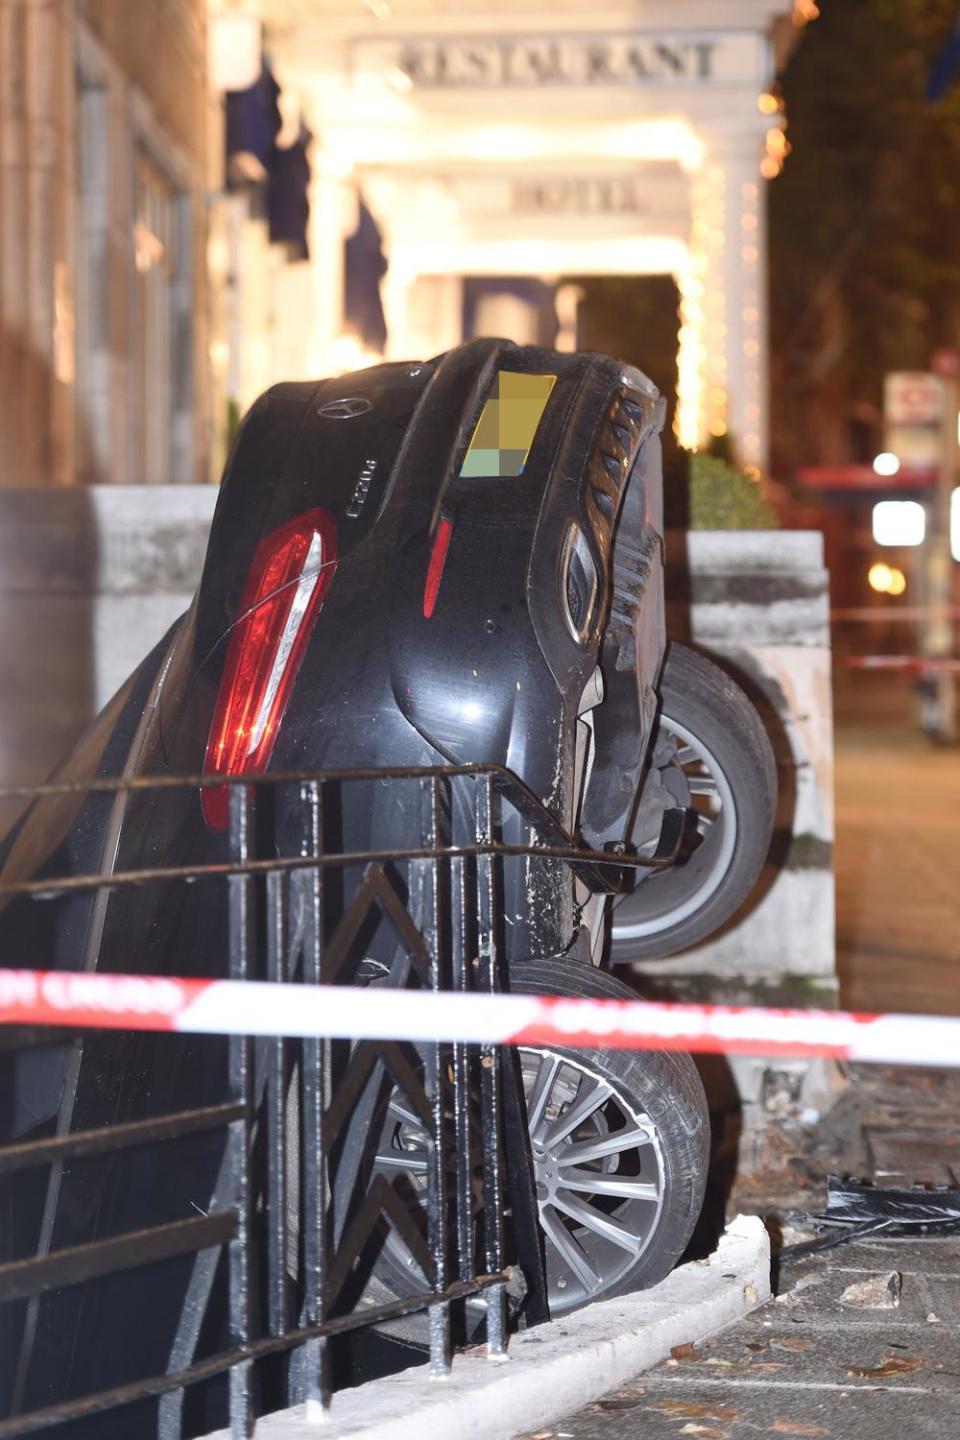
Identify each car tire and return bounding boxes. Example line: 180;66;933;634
610;642;777;963
372;956;709;1317
506;957;710;1309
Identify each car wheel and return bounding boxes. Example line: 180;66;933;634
610;643;777;963
373;956;709;1317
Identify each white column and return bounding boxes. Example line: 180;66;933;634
305;142;349;375
686;127;768;471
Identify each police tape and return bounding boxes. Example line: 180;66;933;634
0;968;958;1067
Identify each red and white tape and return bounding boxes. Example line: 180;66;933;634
0;968;957;1067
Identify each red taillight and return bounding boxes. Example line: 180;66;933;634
423;516;453;619
201;508;337;830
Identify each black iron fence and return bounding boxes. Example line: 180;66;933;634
0;764;668;1439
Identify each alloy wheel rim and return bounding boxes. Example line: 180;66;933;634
522;1048;664;1311
373;1047;665;1316
612;711;738;940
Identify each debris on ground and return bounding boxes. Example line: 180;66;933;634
542;1065;960;1438
817;1173;960;1230
777;1172;960;1263
839;1270;901;1308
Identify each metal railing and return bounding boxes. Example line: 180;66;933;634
0;763;659;1439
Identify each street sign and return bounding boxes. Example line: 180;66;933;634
884;371;945;426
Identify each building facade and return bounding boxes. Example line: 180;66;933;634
0;1;808;485
0;0;210;487
262;0;807;471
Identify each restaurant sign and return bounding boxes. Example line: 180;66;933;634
353;31;766;90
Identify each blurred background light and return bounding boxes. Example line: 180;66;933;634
208;9;262;93
872;451;900;477
867;563;892;593
867;562;906;596
872;500;926;547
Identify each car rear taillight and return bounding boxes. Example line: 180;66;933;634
423;515;453;619
201;508;337;830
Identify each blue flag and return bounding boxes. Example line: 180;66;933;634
928;6;960;102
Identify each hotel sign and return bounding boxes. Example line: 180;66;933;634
446;167;689;228
512;177;650;216
354;31;766;89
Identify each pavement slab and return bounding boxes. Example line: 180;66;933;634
769;1260;939;1325
532;1384;958;1440
540;1069;960;1440
538;1260;960;1439
834;726;960;1017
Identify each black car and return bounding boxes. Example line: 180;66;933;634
0;340;774;1434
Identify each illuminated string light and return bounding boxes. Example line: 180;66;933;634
739;172;764;468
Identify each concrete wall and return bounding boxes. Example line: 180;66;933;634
657;528;838;1138
660;529;835;1001
0;486;214;825
0;496;835;1010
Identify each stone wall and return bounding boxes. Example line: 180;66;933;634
0;496;836;1011
0;486;214;826
659;529;836;1002
0;493;837;1146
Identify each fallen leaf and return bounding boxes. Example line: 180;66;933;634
598;1397;644;1411
652;1401;740;1421
671;1341;700;1360
746;1341;767;1352
766;1424;829;1437
771;1335;815;1351
744;1281;760;1303
847;1354;925;1380
705;1357;736;1368
753;1362;787;1373
679;1427;730;1439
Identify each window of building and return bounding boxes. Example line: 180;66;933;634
131;144;191;484
74;68;110;484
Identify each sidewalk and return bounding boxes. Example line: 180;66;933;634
834;719;960;1017
528;1062;960;1440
